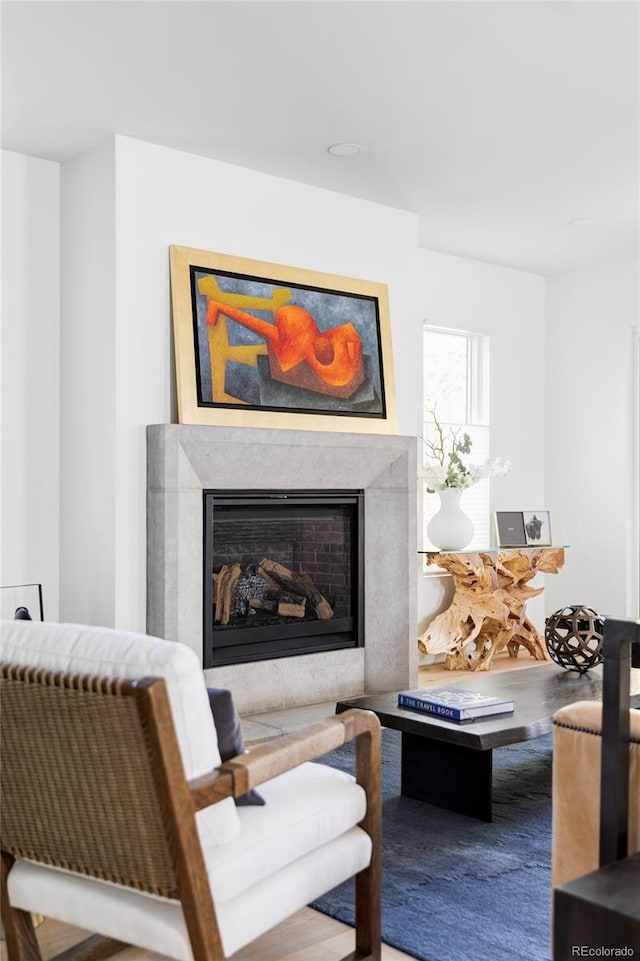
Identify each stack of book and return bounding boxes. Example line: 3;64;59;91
397;686;515;723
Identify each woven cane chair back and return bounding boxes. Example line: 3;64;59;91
0;664;178;897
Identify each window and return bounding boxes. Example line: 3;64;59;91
422;326;490;551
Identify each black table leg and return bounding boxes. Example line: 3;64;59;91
401;732;493;821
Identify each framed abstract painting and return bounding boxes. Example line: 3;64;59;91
169;246;397;433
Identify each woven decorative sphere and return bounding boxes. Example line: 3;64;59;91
545;605;604;673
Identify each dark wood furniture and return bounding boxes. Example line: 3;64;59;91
553;854;640;958
553;616;640;961
336;662;640;821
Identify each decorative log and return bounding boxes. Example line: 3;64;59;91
224;565;242;623
214;558;334;623
256;566;285;594
418;548;565;671
294;571;334;620
248;598;278;613
214;563;242;624
259;558;334;619
277;601;306;618
275;590;307;606
259;558;302;592
213;565;227;615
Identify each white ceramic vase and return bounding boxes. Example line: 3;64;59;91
427;488;474;551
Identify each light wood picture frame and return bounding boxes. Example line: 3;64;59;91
169;246;397;433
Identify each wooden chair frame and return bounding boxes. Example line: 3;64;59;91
0;665;381;961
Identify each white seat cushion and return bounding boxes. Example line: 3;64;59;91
1;619;241;843
7;762;371;959
203;760;367;902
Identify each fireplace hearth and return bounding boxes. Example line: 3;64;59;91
204;490;363;666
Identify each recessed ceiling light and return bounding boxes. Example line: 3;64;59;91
327;143;363;157
569;217;595;226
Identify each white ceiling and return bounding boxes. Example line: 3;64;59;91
2;1;638;275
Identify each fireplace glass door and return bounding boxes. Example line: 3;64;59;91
203;491;364;667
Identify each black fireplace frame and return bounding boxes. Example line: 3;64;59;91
203;489;364;668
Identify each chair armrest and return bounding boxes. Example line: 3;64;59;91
188;707;381;811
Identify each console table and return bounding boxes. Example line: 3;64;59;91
418;547;566;671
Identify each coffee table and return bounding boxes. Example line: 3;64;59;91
336;663;640;821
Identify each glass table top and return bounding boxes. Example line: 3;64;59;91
418;545;569;555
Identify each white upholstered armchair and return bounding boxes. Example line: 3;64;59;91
0;620;381;961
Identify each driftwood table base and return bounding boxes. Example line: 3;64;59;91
418;548;565;671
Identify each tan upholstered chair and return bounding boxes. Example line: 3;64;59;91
551;700;640;889
0;620;381;961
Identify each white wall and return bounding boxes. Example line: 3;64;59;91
79;135;422;631
3;136;555;645
416;249;548;637
12;135;594;654
545;258;639;618
59;140;116;625
1;151;60;620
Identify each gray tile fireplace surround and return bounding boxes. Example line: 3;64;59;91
147;424;418;714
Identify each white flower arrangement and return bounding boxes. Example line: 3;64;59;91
420;407;511;493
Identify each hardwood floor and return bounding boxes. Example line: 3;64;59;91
416;649;554;688
0;910;414;961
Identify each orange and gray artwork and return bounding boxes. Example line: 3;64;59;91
192;270;385;417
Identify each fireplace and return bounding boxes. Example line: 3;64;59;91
204;490;364;667
147;424;418;714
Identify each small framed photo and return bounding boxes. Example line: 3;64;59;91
495;512;527;548
522;510;552;546
0;582;44;620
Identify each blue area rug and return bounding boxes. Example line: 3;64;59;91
314;728;553;961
